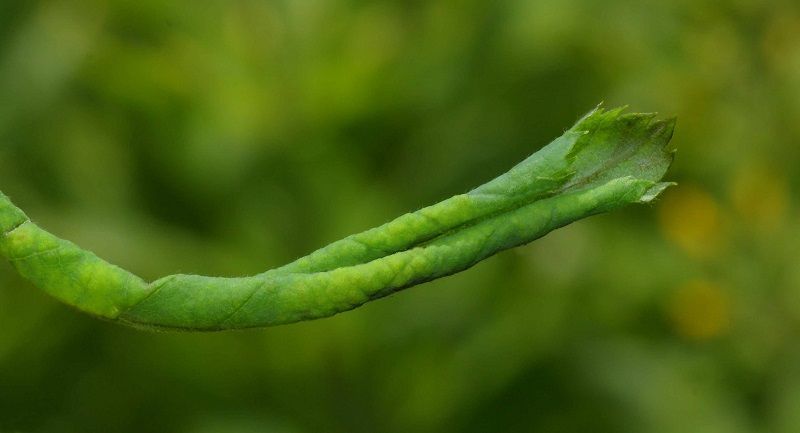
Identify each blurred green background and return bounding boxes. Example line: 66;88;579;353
1;0;799;432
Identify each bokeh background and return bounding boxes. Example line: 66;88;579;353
1;0;799;432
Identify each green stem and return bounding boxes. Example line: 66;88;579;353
0;106;675;331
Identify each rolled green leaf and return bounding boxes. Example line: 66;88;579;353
0;106;675;331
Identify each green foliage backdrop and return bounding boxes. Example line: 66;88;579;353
0;0;798;432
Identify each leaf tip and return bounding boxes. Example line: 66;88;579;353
638;182;675;203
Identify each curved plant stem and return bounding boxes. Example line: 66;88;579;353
0;106;675;331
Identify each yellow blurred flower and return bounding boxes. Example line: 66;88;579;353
730;165;789;232
658;184;724;258
667;280;732;341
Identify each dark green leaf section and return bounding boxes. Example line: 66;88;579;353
0;106;675;331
